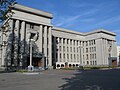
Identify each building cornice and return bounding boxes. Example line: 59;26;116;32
52;27;83;36
84;29;116;36
13;4;53;19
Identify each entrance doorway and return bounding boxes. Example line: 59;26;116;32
27;57;42;67
112;60;117;66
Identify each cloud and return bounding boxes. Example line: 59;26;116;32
53;15;81;27
96;15;120;26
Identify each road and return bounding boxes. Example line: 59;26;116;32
0;69;120;90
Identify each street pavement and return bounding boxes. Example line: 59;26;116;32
0;69;120;90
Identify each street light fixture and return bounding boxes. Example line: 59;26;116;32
27;32;39;71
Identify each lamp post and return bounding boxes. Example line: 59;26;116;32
28;39;34;71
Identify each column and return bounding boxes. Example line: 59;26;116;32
48;27;52;67
44;26;47;66
38;25;43;52
57;38;60;62
61;38;63;62
68;39;71;63
65;39;67;62
75;40;77;62
14;20;20;66
72;40;74;62
20;21;25;66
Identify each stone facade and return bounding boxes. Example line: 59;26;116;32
0;4;117;70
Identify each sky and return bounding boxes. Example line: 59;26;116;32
16;0;120;45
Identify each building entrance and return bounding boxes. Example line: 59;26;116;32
27;57;42;67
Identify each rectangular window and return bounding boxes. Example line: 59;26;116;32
59;38;61;43
86;54;89;60
63;46;65;52
67;54;69;59
67;47;69;52
63;38;65;44
86;48;88;53
86;41;88;46
67;39;69;44
70;47;72;52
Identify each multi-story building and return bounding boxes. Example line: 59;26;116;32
0;4;117;70
117;46;120;65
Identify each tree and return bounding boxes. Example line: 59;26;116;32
0;0;16;24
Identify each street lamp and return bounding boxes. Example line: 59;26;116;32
28;39;35;71
27;32;39;71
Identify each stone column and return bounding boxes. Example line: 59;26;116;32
57;38;60;62
65;39;67;62
20;21;25;67
38;25;43;52
44;26;48;66
68;39;71;62
14;20;20;66
61;38;63;62
48;27;52;67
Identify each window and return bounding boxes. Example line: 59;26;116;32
59;38;61;43
77;40;78;45
86;41;88;46
67;54;69;59
90;61;92;65
86;54;89;60
67;39;69;44
94;47;96;52
87;61;89;65
95;54;96;59
59;46;61;51
83;41;84;46
70;47;72;52
90;47;91;52
63;38;65;44
95;61;97;65
89;41;91;46
74;40;75;45
67;47;69;52
60;53;61;59
86;48;88;53
74;47;75;52
74;54;76;59
83;55;84;60
94;40;96;44
63;54;65;59
63;46;65;52
71;54;72;59
70;39;72;45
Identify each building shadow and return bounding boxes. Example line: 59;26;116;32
59;69;120;90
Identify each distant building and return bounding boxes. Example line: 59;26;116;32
0;4;117;70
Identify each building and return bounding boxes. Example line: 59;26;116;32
0;4;117;70
117;46;120;65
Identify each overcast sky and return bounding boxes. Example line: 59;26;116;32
17;0;120;45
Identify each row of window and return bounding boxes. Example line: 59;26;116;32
83;53;96;60
85;47;96;53
59;46;80;52
59;53;80;60
83;40;96;46
86;61;97;65
56;37;82;45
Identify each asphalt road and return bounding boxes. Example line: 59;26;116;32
0;69;120;90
